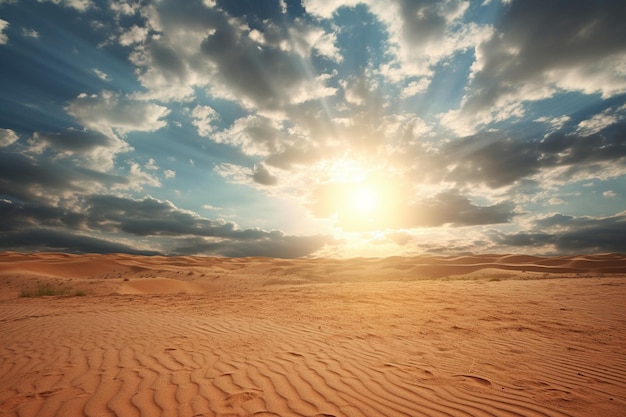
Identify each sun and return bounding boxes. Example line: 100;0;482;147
350;186;379;215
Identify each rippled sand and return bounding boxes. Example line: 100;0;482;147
1;252;625;416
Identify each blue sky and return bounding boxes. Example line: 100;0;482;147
1;0;625;258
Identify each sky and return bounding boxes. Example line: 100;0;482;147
1;0;626;258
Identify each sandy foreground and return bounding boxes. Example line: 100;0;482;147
0;252;625;417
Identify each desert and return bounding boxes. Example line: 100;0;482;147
0;252;625;417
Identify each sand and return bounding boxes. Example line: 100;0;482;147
0;252;625;416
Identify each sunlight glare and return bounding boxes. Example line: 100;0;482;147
350;186;378;215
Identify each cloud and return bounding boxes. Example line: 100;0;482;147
304;0;491;81
118;25;149;46
0;228;160;255
214;163;253;185
444;133;541;188
445;0;626;135
0;128;18;147
0;152;127;205
0;19;8;45
92;68;110;81
199;16;335;109
442;123;626;188
496;212;626;253
191;105;220;137
0;195;331;257
125;162;161;191
251;164;278;186
308;182;516;231
0;198;85;232
409;191;516;227
28;129;130;170
145;158;158;170
21;28;39;39
213;115;299;157
171;233;331;258
84;195;234;237
65;91;170;136
39;0;92;12
576;104;626;136
122;0;338;106
535;115;570;132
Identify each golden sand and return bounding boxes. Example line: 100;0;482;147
1;252;625;416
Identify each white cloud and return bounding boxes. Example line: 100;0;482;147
301;0;361;19
0;128;18;147
279;0;287;14
65;91;170;136
0;19;9;45
38;0;92;12
213;115;298;157
577;105;626;136
191;105;220;137
535;115;570;132
109;0;141;18
603;190;616;198
304;0;491;83
119;25;148;46
164;169;176;179
401;78;430;98
92;68;110;81
213;163;254;185
145;158;158;170
119;162;161;191
21;28;39;39
310;29;342;63
548;197;565;206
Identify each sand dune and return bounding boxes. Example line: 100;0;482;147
1;252;625;416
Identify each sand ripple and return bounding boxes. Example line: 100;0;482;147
2;272;626;416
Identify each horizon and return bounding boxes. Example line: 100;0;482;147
1;0;626;258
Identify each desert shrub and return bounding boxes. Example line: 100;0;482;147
20;284;68;297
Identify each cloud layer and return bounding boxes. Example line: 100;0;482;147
0;0;625;257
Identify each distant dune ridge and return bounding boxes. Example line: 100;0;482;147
0;252;625;416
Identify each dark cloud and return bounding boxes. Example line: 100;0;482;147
410;192;516;227
0;152;128;203
200;21;307;109
441;120;626;188
538;129;626;165
496;212;626;253
0;228;160;255
0;199;85;232
0;194;331;257
444;133;540;188
462;0;626;115
85;195;239;237
147;42;188;83
397;0;463;46
171;233;331;258
31;129;114;154
251;164;278;185
65;91;170;135
131;0;334;106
